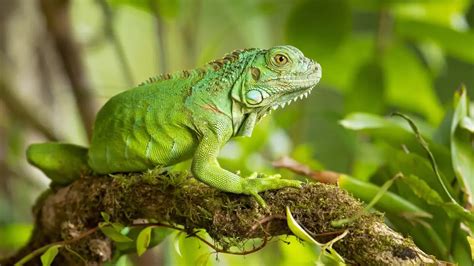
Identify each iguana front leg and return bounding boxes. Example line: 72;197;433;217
191;133;302;207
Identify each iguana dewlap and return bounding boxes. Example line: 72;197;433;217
27;45;321;206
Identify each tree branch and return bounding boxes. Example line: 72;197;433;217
2;171;437;265
95;0;134;86
0;72;60;141
39;0;97;140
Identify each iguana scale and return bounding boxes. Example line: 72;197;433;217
27;45;322;206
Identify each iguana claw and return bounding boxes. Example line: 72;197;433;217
242;174;303;207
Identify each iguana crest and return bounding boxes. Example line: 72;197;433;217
138;48;258;86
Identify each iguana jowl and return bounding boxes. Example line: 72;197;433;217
27;45;322;206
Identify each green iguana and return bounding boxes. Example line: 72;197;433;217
27;45;321;206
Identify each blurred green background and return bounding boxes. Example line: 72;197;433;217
0;0;473;265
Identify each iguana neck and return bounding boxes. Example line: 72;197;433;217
140;48;264;138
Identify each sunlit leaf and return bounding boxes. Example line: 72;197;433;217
0;224;33;249
319;230;348;265
195;252;211;266
40;245;60;266
111;222;125;232
341;112;399;130
173;232;184;257
115;227;170;253
461;117;474;133
286;206;323;258
340;112;432;137
287;207;347;264
468;236;474;258
286;206;323;246
451;87;474;206
100;225;133;243
136;226;153;256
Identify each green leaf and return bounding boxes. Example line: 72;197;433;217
286;206;323;246
468;236;474;259
111;222;125;232
40;245;60;266
402;174;474;230
287;207;347;264
173;232;184;257
285;207;323;259
0;223;33;249
346;61;385;114
340;112;433;137
319;230;348;265
340;112;454;178
333;174;401;227
315;36;374;91
382;44;443;124
136;226;153;256
461;117;474;133
286;0;351;56
442;203;474;229
338;174;430;218
101;212;110;223
401;174;444;206
396;19;474;64
100;225;133;243
393;112;456;204
451;86;474;205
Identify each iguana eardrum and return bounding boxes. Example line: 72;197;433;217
27;45;321;206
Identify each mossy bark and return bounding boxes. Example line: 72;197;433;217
2;171;437;265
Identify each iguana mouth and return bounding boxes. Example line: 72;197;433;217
259;86;314;119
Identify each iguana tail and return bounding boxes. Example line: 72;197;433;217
26;143;90;185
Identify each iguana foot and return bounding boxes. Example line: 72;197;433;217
242;172;303;207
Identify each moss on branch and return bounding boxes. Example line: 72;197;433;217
2;170;436;265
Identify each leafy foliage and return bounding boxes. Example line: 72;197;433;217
1;0;474;265
40;245;59;266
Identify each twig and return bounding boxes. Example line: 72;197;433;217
273;156;340;184
375;9;392;56
14;227;98;265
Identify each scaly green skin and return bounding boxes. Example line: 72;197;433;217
27;45;321;206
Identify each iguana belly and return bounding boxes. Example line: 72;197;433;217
89;114;197;174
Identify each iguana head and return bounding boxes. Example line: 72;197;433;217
231;45;321;136
233;45;321;117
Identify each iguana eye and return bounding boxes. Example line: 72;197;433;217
273;54;288;66
245;90;263;105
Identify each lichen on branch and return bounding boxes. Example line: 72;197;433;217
3;170;436;265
